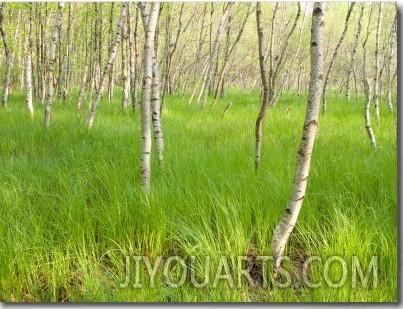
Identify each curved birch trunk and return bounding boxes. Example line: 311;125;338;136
44;2;64;129
139;2;160;194
86;3;128;128
373;3;382;122
254;2;273;170
362;13;377;149
0;3;11;107
271;2;325;279
322;2;355;114
346;3;364;102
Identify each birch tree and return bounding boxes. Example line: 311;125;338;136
346;3;364;102
44;2;64;129
373;3;382;122
86;3;128;128
271;2;325;279
362;5;377;149
0;2;11;107
200;2;234;109
139;2;160;194
255;2;301;169
25;4;34;119
322;2;355;114
385;6;396;111
212;3;254;107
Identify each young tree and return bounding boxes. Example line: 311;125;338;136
139;2;160;194
373;3;382;122
44;2;64;129
362;5;377;149
86;3;128;128
200;2;234;109
0;2;11;107
211;3;254;107
385;6;396;111
255;2;301;170
25;3;34;119
322;2;355;114
271;2;325;279
346;3;364;102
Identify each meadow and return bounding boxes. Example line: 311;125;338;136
0;89;397;302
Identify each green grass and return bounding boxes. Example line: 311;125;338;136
0;88;397;302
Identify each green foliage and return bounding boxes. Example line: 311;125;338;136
0;89;397;302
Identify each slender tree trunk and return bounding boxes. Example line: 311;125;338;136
107;2;115;102
346;3;364;102
373;3;382;122
25;56;34;119
201;2;234;109
0;3;11;107
322;2;355;114
76;65;88;111
362;7;377;149
386;7;396;111
151;47;164;167
44;2;64;129
139;2;160;194
271;2;325;279
86;3;128;128
212;3;253;107
132;4;140;113
122;11;130;112
255;2;300;170
255;1;273;170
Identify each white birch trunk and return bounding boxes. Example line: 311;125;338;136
151;47;164;167
373;3;382;122
346;4;364;102
271;2;325;278
139;2;160;194
386;9;396;110
44;2;64;129
86;3;128;128
362;16;377;150
122;11;130;112
363;78;377;149
25;55;34;119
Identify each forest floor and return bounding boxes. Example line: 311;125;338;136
0;89;397;302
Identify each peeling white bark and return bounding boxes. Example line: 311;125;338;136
44;2;64;129
271;2;325;279
139;2;160;194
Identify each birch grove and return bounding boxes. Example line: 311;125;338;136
271;1;325;278
86;3;128;128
